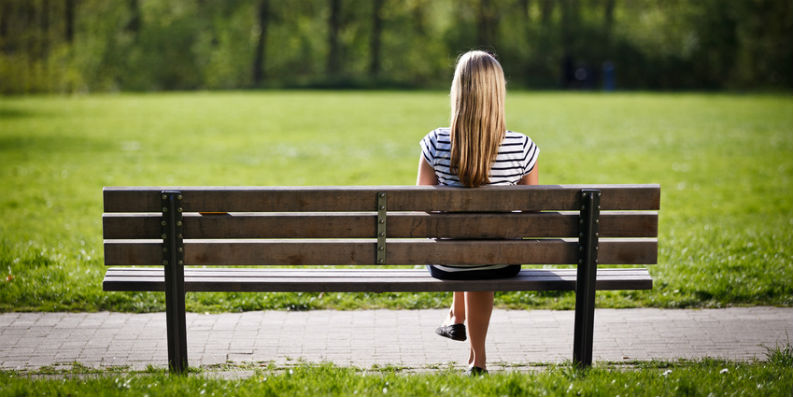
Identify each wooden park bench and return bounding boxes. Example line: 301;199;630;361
102;184;659;373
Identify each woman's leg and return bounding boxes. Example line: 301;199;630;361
446;292;466;324
428;266;466;324
464;291;494;369
435;292;467;341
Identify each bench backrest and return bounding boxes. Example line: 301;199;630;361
103;185;659;268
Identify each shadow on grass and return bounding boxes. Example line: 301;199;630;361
0;106;43;120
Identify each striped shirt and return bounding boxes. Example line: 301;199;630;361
420;127;540;272
420;128;539;187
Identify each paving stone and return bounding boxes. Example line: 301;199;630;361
1;307;792;370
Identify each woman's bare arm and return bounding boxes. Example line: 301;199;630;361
416;156;439;186
517;161;539;185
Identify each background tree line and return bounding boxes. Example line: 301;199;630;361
1;0;791;94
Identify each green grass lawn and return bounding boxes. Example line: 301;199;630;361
1;357;792;397
0;91;791;312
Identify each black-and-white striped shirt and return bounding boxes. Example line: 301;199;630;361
420;127;540;272
420;128;539;187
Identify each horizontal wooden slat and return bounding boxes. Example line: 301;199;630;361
103;211;658;239
103;267;652;292
104;238;657;266
103;185;660;212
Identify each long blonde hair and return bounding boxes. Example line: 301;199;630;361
449;50;507;187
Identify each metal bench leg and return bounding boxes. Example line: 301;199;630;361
162;191;188;374
573;189;600;367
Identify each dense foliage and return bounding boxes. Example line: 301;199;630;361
1;0;791;94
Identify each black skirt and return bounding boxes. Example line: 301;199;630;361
426;264;521;280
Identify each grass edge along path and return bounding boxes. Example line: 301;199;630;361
1;351;792;397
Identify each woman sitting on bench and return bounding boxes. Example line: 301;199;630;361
416;50;540;375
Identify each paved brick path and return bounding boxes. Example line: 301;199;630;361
1;307;790;371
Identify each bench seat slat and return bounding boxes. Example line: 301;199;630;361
104;185;660;212
104;238;657;266
105;267;653;277
103;268;653;292
103;211;658;239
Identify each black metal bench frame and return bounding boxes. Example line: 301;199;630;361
102;185;659;373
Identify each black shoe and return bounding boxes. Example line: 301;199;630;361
435;323;466;341
467;366;488;376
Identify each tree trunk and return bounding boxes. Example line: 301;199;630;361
412;0;427;36
521;0;531;53
369;0;383;78
560;0;578;88
520;0;530;22
477;0;497;49
0;2;7;41
560;0;579;46
65;0;75;44
540;0;553;26
41;0;49;59
603;0;615;42
126;0;141;34
327;0;341;77
24;1;34;61
252;0;270;86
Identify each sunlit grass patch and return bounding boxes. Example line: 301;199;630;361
1;357;792;397
1;92;791;312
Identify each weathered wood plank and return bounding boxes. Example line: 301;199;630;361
103;267;653;292
103;238;657;266
103;211;658;239
103;185;660;212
